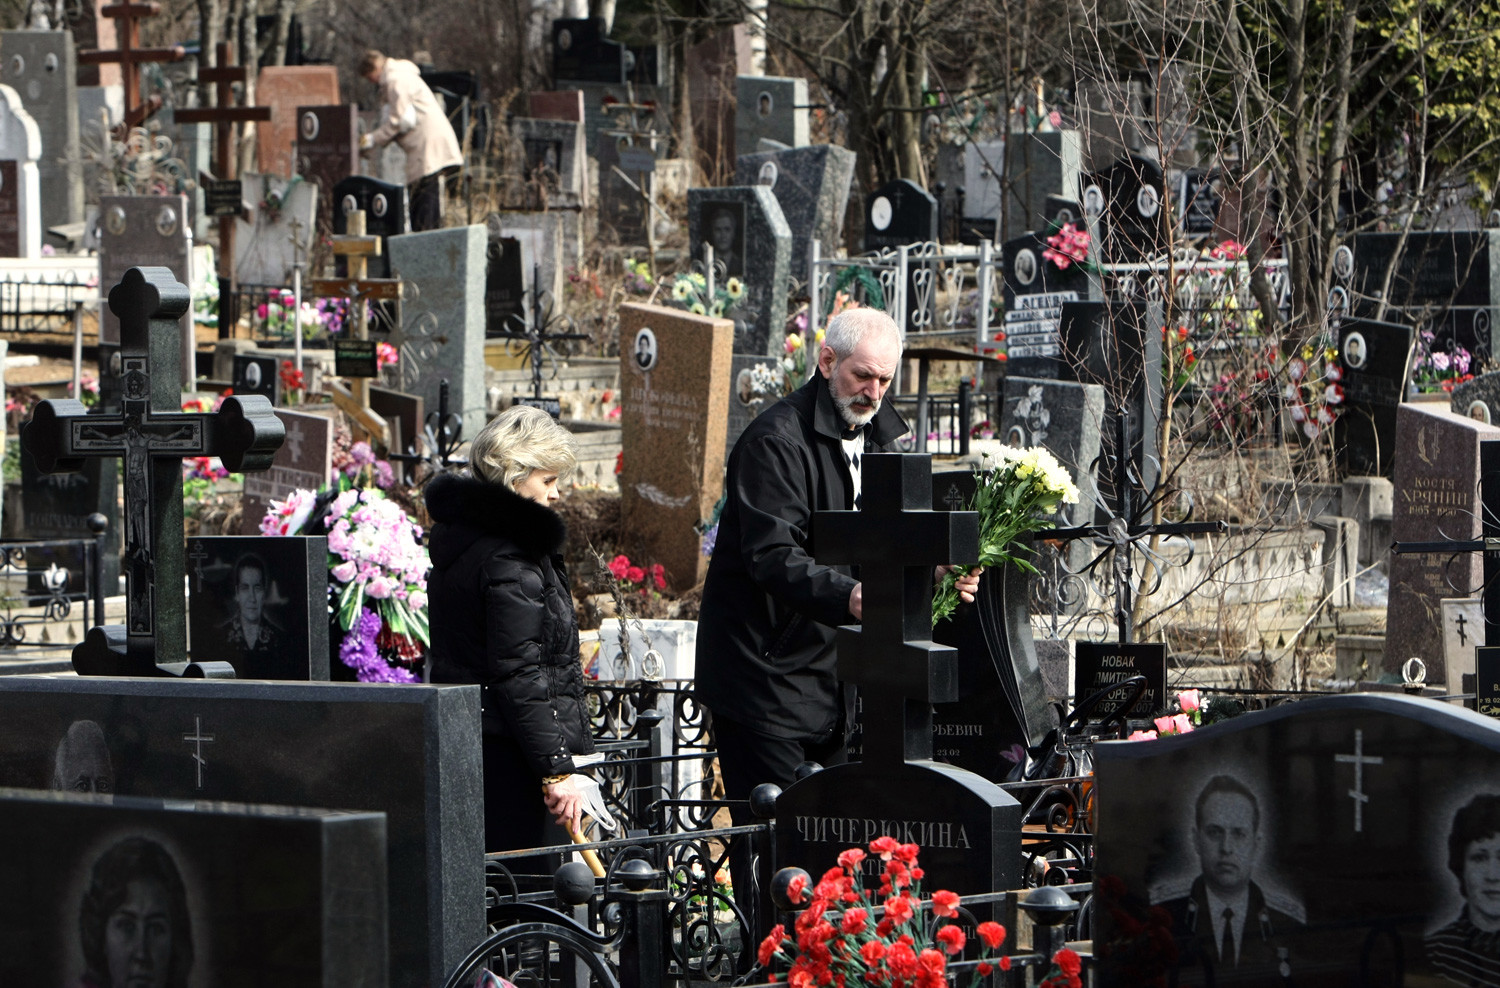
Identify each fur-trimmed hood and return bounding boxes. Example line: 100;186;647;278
424;472;568;565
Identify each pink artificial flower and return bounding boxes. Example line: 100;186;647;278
1171;713;1194;734
1178;689;1201;713
1154;715;1176;734
350;441;376;466
1128;729;1159;741
376;341;400;367
331;561;358;583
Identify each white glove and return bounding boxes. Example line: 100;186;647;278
571;752;618;832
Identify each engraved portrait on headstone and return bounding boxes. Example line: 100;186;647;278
705;201;744;279
1426;790;1500;980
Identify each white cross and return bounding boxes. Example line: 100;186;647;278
182;715;215;789
1334;729;1383;832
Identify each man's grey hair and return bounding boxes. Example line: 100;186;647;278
822;308;903;361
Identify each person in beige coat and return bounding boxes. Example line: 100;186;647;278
358;50;463;231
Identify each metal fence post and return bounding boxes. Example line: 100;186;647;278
959;380;972;457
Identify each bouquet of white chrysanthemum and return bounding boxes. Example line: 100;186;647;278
931;445;1080;626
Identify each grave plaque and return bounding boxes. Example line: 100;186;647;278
240;408;335;534
232;352;280;402
1094;693;1500;987
332;175;408;278
334;338;378;377
203;177;244;216
255;66;340;178
734;75;807;152
618;303;732;590
0;788;386;987
0;30;82;229
1384;405;1500;686
776;455;1020;909
187;535;329;680
0;676;483;988
1443;598;1485;693
1074;640;1167;719
734;143;856;281
1334;316;1416;477
97;195;192;378
687;187;792;355
296;103;358;240
386;224;488;440
1477;647;1500;716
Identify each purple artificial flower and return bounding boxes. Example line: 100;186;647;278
1432;352;1451;373
339;608;418;683
375;459;395;489
700;522;718;557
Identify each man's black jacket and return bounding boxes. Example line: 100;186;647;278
695;369;908;739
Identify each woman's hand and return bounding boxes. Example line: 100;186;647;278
934;565;984;603
544;775;586;835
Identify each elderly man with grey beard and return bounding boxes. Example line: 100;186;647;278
696;307;979;921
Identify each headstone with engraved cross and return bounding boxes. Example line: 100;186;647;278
20;267;285;676
773;453;1023;904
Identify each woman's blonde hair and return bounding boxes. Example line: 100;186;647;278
468;404;577;491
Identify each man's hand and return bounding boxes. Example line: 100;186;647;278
935;565;984;604
849;582;863;621
543;775;585;835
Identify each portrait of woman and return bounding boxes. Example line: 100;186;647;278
424;405;596;852
1427;793;1500;986
703;202;744;279
78;836;194;988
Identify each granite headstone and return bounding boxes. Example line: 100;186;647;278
595;129;654;243
332;174;408;279
687;186;791;355
0;788;387;987
618;302;732;590
1384;404;1500;686
1334;316;1415;478
0;676;483;988
1000;375;1105;531
1001;131;1084;241
1084;154;1167;262
0;83;42;257
385;224;488;440
187;535;330;680
734;143;856;282
240;408;335;534
734;75;807;152
1094;693;1500;987
513;115;587;208
255;66;340;179
234;172;319;287
1452;370;1500;425
296;103;358;242
96;195;192;379
963;141;1006;226
725;352;786;459
1348;231;1500;359
0;30;81;229
527;89;585;122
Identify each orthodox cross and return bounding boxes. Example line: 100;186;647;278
77;2;186;130
814;453;980;766
174;42;272;340
310;210;402;443
1390;438;1500;650
21;267;285;676
1037;408;1226;643
1334;729;1383;833
491;264;589;404
181;715;215;788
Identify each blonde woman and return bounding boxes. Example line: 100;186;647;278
425;404;594;851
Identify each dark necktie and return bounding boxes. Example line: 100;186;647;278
1220;907;1234;964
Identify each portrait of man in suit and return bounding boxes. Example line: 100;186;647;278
1153;774;1304;985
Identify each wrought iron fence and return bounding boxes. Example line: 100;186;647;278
0;530;109;652
0;263;98;335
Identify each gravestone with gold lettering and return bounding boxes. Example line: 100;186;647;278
617;303;732;591
1384;404;1500;687
773;454;1022;909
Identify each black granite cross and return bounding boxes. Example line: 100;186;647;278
21;267;285;676
814;453;979;766
1039;408;1226;643
1390;438;1500;647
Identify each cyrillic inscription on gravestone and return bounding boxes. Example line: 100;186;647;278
1477;647;1500;717
1074;640;1167;718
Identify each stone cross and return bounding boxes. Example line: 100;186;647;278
76;1;185;130
813;453;979;765
21;267;284;675
174;42;272;339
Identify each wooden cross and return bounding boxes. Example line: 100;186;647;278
175;42;272;340
77;2;186;130
21;267;285;676
309;210;402;442
814;453;980;765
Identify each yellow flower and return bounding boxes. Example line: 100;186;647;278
1324;347;1338;362
672;280;691;301
710;301;724;317
690;273;707;288
689;302;707;315
1301;344;1315;360
726;278;744;298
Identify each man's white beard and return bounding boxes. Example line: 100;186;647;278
834;390;879;428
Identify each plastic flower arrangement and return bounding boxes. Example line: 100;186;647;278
279;360;306;405
606;553;667;595
376;341;400;369
1285;342;1342;440
666;270;745;318
67;373;100;408
1041;222;1093;271
782;317;826;393
260;487;430;682
932;446;1080;625
254;290;326;341
1411;330;1475;394
623;257;653;295
1127;689;1247;740
758;839;1014;988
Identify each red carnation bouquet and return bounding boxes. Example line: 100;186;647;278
757;837;1084;987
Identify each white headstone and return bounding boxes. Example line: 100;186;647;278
0;84;42;258
233;173;319;287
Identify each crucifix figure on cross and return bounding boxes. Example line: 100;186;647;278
22;267;285;676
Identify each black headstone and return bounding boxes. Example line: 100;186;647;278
0;787;387;986
232;352;281;403
1082;155;1167;262
332;175;409;279
187;535;330;680
1074;640;1167;720
1095;693;1500;987
551;18;627;84
863;178;938;252
486;234;525;337
1333;316;1415;477
1348;231;1500;360
0;677;484;988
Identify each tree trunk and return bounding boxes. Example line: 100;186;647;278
267;0;296;67
197;0;224;107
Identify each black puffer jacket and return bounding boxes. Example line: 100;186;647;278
425;472;594;777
